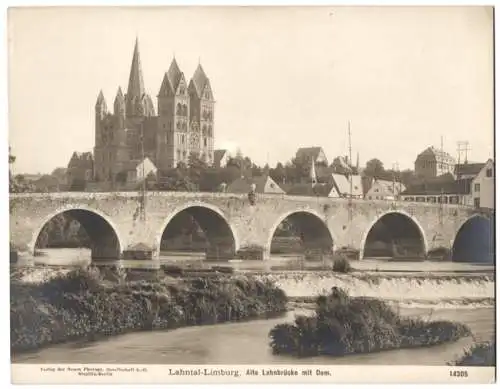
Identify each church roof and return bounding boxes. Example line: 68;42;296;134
190;64;209;97
167;58;183;92
126;37;145;99
95;90;106;108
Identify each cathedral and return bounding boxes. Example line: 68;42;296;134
93;38;215;182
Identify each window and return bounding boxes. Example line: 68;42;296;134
474;198;480;209
204;138;207;147
475;183;480;192
374;188;379;192
486;168;493;177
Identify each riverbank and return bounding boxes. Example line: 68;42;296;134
10;267;287;354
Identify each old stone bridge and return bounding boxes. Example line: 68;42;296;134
9;191;495;262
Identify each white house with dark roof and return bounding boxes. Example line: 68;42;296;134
330;173;363;198
471;159;494;209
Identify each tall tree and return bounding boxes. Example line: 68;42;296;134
364;158;385;178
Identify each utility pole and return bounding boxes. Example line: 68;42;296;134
456;141;471;205
348;121;353;223
140;122;146;221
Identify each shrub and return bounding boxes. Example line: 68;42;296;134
11;267;288;353
269;287;471;358
450;341;496;366
332;256;352;273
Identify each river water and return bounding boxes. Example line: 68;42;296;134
12;269;495;366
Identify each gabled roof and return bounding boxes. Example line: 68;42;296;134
295;147;325;162
287;183;336;197
368;179;406;195
454;162;485;177
416;146;455;162
331;174;363;197
213;149;229;165
227;175;284;194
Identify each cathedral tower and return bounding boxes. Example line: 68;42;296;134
188;63;215;165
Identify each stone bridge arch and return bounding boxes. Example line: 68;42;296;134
30;204;125;260
155;202;240;260
266;209;336;259
451;214;494;263
359;210;428;260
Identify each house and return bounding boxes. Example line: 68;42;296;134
414;146;456;179
122;157;158;183
213;149;231;168
67;151;93;189
287;183;340;198
330;174;363;198
226;174;284;194
295;147;329;166
455;162;486;180
365;179;406;201
400;177;474;205
471;159;494;209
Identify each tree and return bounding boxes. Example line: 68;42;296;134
188;152;208;187
331;156;354;175
270;162;286;184
364;158;385;178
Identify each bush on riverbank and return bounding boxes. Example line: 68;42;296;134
451;341;496;366
332;256;352;273
10;267;287;353
269;287;471;358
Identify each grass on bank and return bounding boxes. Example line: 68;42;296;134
269;287;472;358
10;267;287;353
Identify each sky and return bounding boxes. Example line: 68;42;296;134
8;6;494;175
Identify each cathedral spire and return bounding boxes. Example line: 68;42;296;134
127;37;145;100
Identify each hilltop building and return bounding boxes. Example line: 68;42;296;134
414;146;456;179
93;38;215;183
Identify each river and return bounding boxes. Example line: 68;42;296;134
12;265;495;366
11;307;494;365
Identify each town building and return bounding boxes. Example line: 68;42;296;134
401;159;494;209
414;146;456;179
295;147;329;166
66;151;93;190
471;159;494;209
287;183;339;198
226;174;284;194
365;178;406;200
213;149;231;168
93;38;215;183
329;173;363;198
